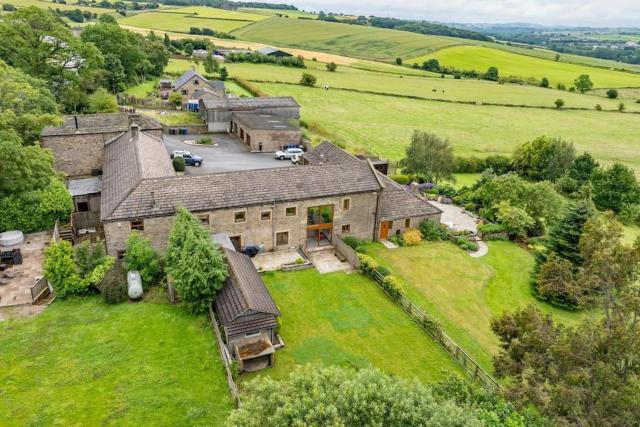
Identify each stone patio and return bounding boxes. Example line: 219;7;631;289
307;248;354;274
0;231;50;310
252;248;302;272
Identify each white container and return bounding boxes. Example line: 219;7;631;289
127;271;143;300
0;230;24;246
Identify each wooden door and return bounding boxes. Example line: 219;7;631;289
380;221;391;240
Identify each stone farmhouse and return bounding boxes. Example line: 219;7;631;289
173;69;225;101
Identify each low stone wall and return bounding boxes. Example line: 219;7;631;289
162;124;210;135
334;234;361;268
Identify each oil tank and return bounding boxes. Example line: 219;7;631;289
127;271;143;300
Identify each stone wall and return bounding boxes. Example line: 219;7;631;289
103;192;379;256
41;131;122;178
231;124;301;152
206;106;300;133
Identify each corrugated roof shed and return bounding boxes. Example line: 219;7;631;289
67;177;102;196
202;96;299;110
233;113;299;131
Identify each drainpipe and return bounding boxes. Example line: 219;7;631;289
367;159;385;242
271;201;276;251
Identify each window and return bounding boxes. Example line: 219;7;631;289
180;89;187;95
193;79;199;85
234;211;246;223
404;218;411;228
245;330;261;338
341;224;351;233
117;250;126;260
276;231;289;246
342;198;351;211
130;219;144;231
77;201;89;212
285;207;297;217
261;211;272;221
198;214;210;225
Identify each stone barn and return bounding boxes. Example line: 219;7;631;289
173;70;225;101
199;97;300;132
231;113;302;152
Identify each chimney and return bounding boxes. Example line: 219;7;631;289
130;123;139;141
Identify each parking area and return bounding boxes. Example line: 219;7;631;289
163;133;293;175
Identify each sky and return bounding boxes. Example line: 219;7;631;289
268;0;640;27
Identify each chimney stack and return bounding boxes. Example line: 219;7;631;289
130;123;139;141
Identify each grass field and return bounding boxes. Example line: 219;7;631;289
141;110;203;125
414;45;640;88
451;173;482;189
624;225;640;244
0;296;233;425
232;17;470;62
1;0;112;14
256;81;640;170
366;241;587;371
118;11;257;33
125;78;158;97
239;7;317;19
258;269;463;383
162;6;267;21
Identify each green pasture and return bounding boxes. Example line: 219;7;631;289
366;241;587;371
0;296;233;426
451;173;481;189
2;0;112;14
239;7;317;19
414;45;640;88
125;78;157;97
118;11;255;33
258;269;462;383
162;6;267;21
256;81;640;170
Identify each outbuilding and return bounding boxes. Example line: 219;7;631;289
256;46;292;57
231;113;302;152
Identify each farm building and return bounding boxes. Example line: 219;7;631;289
200;96;300;132
214;247;281;372
256;46;292;57
173;70;225;101
231;113;302;152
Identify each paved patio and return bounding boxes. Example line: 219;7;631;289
308;248;354;274
429;201;478;233
0;231;50;310
252;248;302;272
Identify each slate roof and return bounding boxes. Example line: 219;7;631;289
67;177;102;196
173;69;224;92
304;140;361;165
41;113;162;136
233;113;300;131
215;248;280;325
100;130;174;221
103;161;382;221
201;96;300;111
192;89;221;100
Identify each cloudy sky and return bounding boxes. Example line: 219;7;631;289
270;0;640;27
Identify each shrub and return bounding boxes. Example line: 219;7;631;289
197;136;213;145
554;98;565;109
168;92;182;107
456;237;479;252
391;174;411;185
125;232;163;288
172;156;185;172
478;223;506;235
357;254;378;275
419;219;448;241
382;276;404;300
325;62;337;72
402;228;422;246
341;235;364;249
606;88;618;99
389;234;404;247
44;240;84;298
619;204;640;225
299;72;317;87
595;104;602;111
376;265;391;277
464;203;477;212
294;257;305;265
99;261;128;304
435;184;456;197
355;245;368;254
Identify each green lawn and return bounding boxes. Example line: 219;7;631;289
140;110;203;125
256;82;640;171
366;241;588;372
118;11;256;33
125;78;158;97
258;269;463;383
224;80;253;97
0;296;233;425
451;173;481;189
414;45;640;88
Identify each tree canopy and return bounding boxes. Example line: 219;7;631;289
512;136;575;182
401;131;455;184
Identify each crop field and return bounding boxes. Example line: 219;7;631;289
232;17;471;62
366;242;587;371
0;296;233;425
239;7;317;19
413;45;640;88
258;270;463;383
118;11;257;33
1;0;112;14
256;81;640;169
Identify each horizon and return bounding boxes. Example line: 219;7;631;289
264;0;640;28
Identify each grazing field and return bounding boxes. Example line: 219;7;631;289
258;269;463;383
162;6;267;21
414;45;640;88
232;17;471;62
256;81;640;170
0;296;233;425
239;7;317;19
118;11;256;33
366;241;587;371
451;173;482;189
1;0;112;14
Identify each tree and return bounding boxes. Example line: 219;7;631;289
422;58;439;71
606;88;619;99
227;366;481;426
540;77;549;88
87;88;118;113
574;74;593;93
168;92;182;108
0;138;57;197
98;13;117;24
484;66;499;81
125;232;163;288
74;240;107;277
512;136;575;182
547;198;596;266
325;61;337;72
163;32;170;47
44;240;83;298
299;72;316;86
103;53;126;93
554;98;564;109
494;201;534;240
218;66;228;81
203;51;219;74
568;152;599;185
401;131;455;184
535;254;579;306
166;208;228;313
592;163;640;212
395;57;402;65
555;53;560;61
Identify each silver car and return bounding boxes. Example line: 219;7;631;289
274;147;303;160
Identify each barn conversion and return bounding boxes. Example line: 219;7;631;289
199;97;300;132
231;113;302;152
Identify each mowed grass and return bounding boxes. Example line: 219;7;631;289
118;11;255;33
125;78;158;97
259;269;463;383
0;296;233;426
366;241;587;371
232;17;470;62
414;45;640;88
257;82;640;170
141;110;203;125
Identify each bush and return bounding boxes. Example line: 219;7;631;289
420;219;448;241
74;240;107;277
435;184;456;197
391;174;411;185
484;154;512;175
125;232;163;288
172;156;185;172
595;104;602;111
299;72;317;87
477;223;506;235
326;62;337;72
44;240;84;298
455;237;479;252
619;204;640;225
168;91;182;107
376;265;391;277
607;89;619;99
464;203;477;212
341;235;365;249
554;98;565;109
402;228;422;246
357;254;378;275
389;234;404;247
99;261;128;304
197;136;213;145
382;276;404;300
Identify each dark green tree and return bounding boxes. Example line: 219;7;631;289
606;88;618;99
484;66;499;81
218;66;228;81
125;232;163;288
540;77;549;87
592;163;640;212
325;61;337;72
512;136;575;182
574;74;594;93
203;51;219;74
547;198;596;266
568;152;599;185
422;58;439;71
299;72;316;86
401;131;455;184
103;53;126;93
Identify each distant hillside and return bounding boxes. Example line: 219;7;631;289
156;0;297;10
364;17;493;42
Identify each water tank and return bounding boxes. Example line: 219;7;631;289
127;271;143;300
0;230;24;247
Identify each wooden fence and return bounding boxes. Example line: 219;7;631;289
208;305;242;407
30;277;50;303
333;235;501;393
